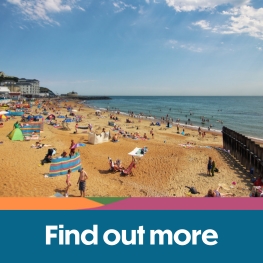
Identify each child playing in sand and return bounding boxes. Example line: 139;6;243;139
65;169;71;197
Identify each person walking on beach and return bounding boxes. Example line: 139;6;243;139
198;127;202;136
211;159;216;177
177;124;179;134
77;168;88;197
207;157;212;176
65;169;71;197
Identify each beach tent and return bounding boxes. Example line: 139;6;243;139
8;128;24;141
88;132;110;145
46;114;55;120
20;123;41;136
48;152;82;177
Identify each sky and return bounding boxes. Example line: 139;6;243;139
0;0;263;96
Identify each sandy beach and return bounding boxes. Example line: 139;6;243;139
0;99;256;197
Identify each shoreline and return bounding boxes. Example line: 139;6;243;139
83;96;263;141
84;103;261;141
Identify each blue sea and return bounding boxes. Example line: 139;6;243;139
84;96;263;140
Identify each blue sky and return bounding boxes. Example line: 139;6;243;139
0;0;263;95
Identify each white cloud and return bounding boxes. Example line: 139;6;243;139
113;1;137;13
138;6;145;15
145;0;150;4
220;5;263;40
6;0;84;25
180;44;203;52
257;47;262;51
192;20;211;30
77;6;85;11
166;1;263;40
166;39;203;52
165;0;250;12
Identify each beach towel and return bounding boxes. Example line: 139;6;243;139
48;152;82;177
73;143;86;148
128;147;146;157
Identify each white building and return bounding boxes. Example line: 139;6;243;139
0;86;10;95
16;78;40;95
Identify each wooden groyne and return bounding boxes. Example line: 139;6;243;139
222;126;263;177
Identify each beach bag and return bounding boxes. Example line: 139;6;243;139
214;167;219;173
251;186;262;197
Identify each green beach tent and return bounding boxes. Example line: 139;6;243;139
8;128;24;141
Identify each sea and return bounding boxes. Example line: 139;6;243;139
84;96;263;140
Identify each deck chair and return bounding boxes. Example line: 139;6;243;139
109;158;123;172
66;122;71;130
62;121;66;130
121;157;136;176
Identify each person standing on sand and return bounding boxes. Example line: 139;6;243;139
150;128;154;139
207;157;212;176
177;124;179;134
211;159;216;177
77;168;88;197
65;169;71;197
69;140;76;157
75;122;78;134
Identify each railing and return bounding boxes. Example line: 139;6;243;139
222;126;263;177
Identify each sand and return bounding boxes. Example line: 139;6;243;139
0;99;255;197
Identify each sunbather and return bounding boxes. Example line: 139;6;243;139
112;134;119;142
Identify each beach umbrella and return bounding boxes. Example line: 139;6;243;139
0;111;8;115
0;115;7;120
95;110;101;112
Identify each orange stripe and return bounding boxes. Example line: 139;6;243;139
0;198;103;210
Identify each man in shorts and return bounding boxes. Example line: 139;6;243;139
77;168;88;197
